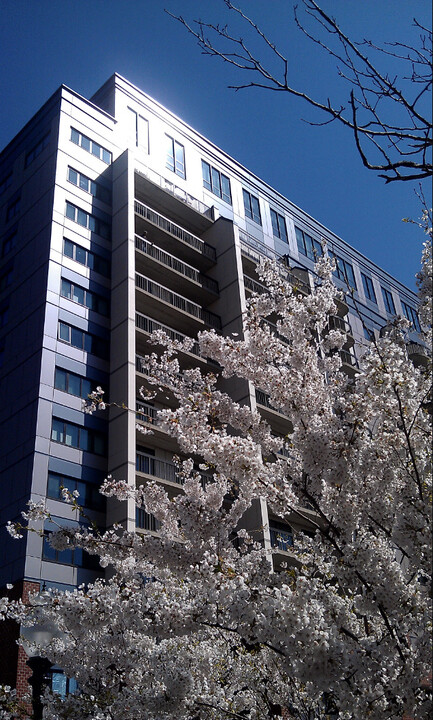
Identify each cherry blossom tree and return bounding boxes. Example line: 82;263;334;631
2;231;432;719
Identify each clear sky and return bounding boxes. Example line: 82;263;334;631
1;0;430;291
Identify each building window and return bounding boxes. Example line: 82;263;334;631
63;238;110;277
0;173;12;196
136;507;161;531
270;209;288;243
2;230;16;257
51;418;106;455
295;227;322;261
58;321;108;357
401;301;421;332
127;108;149;152
43;532;100;569
381;287;396;315
54;367;93;399
165;135;185;178
201;161;232;204
70;128;111;164
6;197;20;223
242;190;261;225
65;202;111;240
25;132;50;167
67;167;111;204
0;266;13;293
361;272;377;303
329;251;357;290
363;326;375;341
47;471;105;511
60;278;109;316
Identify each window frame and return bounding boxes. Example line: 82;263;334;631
401;301;421;332
201;160;232;204
361;272;377;303
242;189;262;225
65;202;111;240
270;209;288;243
381;286;396;315
165;134;186;179
60;278;109;316
295;227;322;262
70;128;111;164
63;238;110;277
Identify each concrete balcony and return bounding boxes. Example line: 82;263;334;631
340;349;359;377
135;234;218;304
407;341;430;368
135;168;215;235
325;315;355;349
134;200;216;271
136;451;213;489
135;272;221;335
135;312;218;370
135;399;178;451
255;389;292;434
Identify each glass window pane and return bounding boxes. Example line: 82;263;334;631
165;136;174;172
81;135;91;152
89;181;97;196
313;240;322;259
270;210;279;237
91;142;101;158
88;216;97;233
68;168;78;185
59;547;74;564
174;142;185;177
63;239;74;258
251;196;261;224
71;328;84;349
221;175;231;204
65;423;79;447
65;203;75;221
51;419;64;443
305;235;314;261
72;285;85;305
60;279;71;299
295;227;305;255
71;129;80;145
68;374;81;396
43;534;57;561
243;190;251;219
75;245;87;265
83;333;93;353
79;174;89;191
81;378;92;398
201;161;211;191
102;149;111;164
93;434;105;455
59;323;70;342
79;428;89;451
77;209;87;227
47;473;61;499
211;168;221;197
345;263;356;289
54;368;67;391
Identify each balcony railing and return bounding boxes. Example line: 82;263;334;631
135;312;214;363
134;200;216;262
136;400;160;426
340;350;358;369
255;389;280;412
135;234;218;294
240;234;310;295
270;527;294;551
244;274;267;294
135;272;222;330
136;451;213;488
327;315;351;333
136;507;160;531
136;166;213;217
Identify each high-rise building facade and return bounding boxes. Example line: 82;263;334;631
0;74;424;690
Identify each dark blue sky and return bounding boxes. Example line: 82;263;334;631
1;0;430;291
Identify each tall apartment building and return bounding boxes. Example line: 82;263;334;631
0;73;424;690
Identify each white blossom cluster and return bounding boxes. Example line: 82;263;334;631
2;241;432;720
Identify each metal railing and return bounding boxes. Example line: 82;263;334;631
136;507;160;531
135;312;208;360
136;451;213;488
340;350;358;368
239;234;310;294
270;527;294;551
136;400;160;425
255;389;281;412
135;234;218;294
135;272;222;330
243;274;267;294
327;315;351;333
134;200;216;262
136;166;213;217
